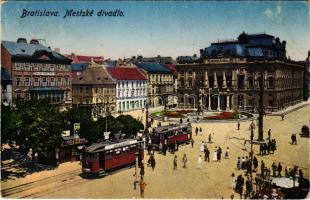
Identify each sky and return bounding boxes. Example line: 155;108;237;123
1;1;309;60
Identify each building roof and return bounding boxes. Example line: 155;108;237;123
72;63;115;85
106;67;147;81
1;41;70;61
164;64;177;75
72;55;104;64
71;63;89;71
1;67;11;81
134;62;172;74
205;43;246;57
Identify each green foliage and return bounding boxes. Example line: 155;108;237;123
115;115;144;138
1;99;65;162
2;101;144;160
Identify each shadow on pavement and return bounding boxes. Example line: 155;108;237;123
1;147;56;181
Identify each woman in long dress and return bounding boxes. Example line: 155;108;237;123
197;155;202;169
200;142;205;152
213;149;218;161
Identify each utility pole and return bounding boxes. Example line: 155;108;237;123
258;61;264;141
144;100;149;136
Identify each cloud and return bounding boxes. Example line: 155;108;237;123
263;5;283;21
264;8;273;19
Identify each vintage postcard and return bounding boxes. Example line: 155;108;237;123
1;1;309;199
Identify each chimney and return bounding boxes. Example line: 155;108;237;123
30;39;39;44
17;38;27;43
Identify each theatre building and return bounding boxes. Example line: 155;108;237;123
1;38;72;104
176;33;304;112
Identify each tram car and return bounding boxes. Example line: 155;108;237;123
150;123;192;149
82;139;144;175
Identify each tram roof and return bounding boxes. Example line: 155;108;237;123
153;123;191;133
85;139;140;153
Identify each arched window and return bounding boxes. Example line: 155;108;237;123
180;77;185;87
188;78;192;87
268;77;274;88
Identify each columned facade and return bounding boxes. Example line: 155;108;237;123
176;59;304;112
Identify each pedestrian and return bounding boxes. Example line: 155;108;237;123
245;177;252;198
163;141;167;156
173;155;177;170
237;157;241;170
140;177;147;198
180;118;183;124
150;155;156;171
205;148;210;162
217;146;222;161
199;127;202;136
225;147;230;159
182;154;187;168
197;155;203;169
231;173;236;190
195;127;199;136
281;113;284;121
213;147;218;162
261;160;265;177
253;156;258;172
268;129;271;139
200;141;205;152
241;157;246;169
190;138;194;148
236;175;244;199
293;133;297;145
272;162;277;177
277;162;282;177
159;142;163;154
208;133;212;143
237;120;240;130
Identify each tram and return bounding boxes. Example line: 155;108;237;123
149;123;192;149
81;139;144;175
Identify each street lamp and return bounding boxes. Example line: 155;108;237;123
257;60;265;141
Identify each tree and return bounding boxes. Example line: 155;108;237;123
1;104;22;147
6;99;65;165
115;115;144;138
61;106;98;144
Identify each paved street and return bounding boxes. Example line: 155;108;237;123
1;104;309;198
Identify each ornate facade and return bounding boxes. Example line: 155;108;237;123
1;39;72;104
176;33;304;112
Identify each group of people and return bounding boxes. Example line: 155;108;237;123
259;139;277;155
232;173;252;199
195;127;203;136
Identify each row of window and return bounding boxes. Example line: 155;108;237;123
74;87;114;94
149;74;173;83
14;63;70;72
15;77;70;86
117;81;147;88
118;89;147;97
179;76;275;89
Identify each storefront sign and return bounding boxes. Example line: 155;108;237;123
33;72;55;76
